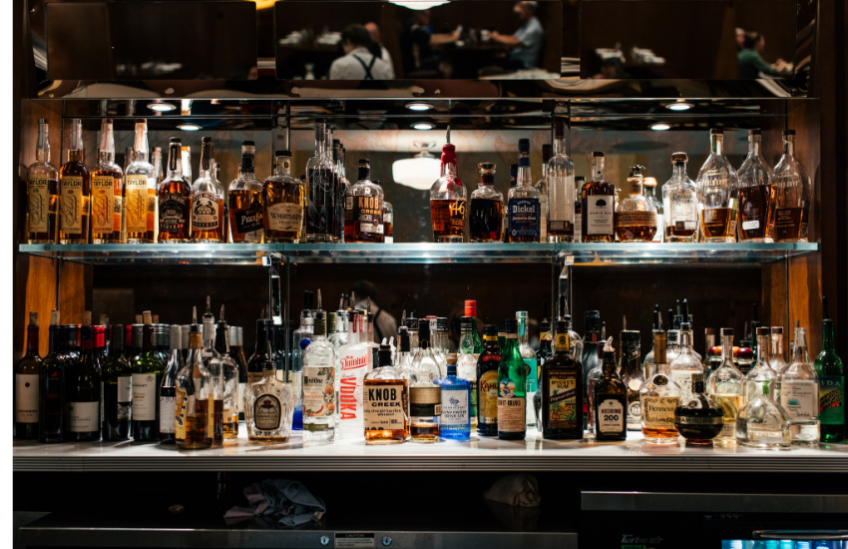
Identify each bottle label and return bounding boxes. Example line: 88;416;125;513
507;197;540;238
125;174;149;233
233;205;264;238
159;194;188;233
303;365;335;420
701;207;736;238
675;415;722;425
773;206;805;241
627;399;641;428
15;374;39;423
409;386;442;417
497;394;525;432
117;375;132;420
60;175;84;234
670;190;697;227
670;370;696;400
441;389;469;425
364;383;406;431
597;398;625;433
719;421;735;439
339;347;370;422
268;202;303;232
91;175;116;234
478;370;499;424
254;394;282;430
819;376;844;425
586;195;614;235
524;357;538;393
175;386;187;439
147;189;157;234
642;396;679;429
748;429;790;445
548;175;575;225
27;175;50;233
207;394;215;439
132;373;157;421
68;401;99;432
615;211;656;228
546;371;578;429
779;381;816;420
159;395;175;433
192;192;220;230
574;212;582;241
351;196;384;234
741;219;760;231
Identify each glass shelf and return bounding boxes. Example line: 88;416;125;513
18;242;819;266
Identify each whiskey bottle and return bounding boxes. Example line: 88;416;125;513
744;327;778;404
89;119;122;244
201;303;225;446
546;120;576;242
128;120;159;243
737;380;791;450
662;152;699;242
263;151;305;243
214;311;239;442
132;312;164;442
228;141;265;243
540;319;582;440
151;147;164;185
737;129;775;242
581;152;615;243
190;137;225;243
102;324;132;441
430;143;467;242
344;159;385;243
364;344;409;444
614;166;658;242
814;297;845;443
157;138;191;242
176;318;213;450
159;325;182;444
771;130;811;242
439;356;471;441
382;197;394;243
696;128;739;242
456;317;478;429
469;163;505;243
476;324;502;437
707;328;744;447
593;339;627;441
409;322;442;442
302;312;336;442
507;139;541;243
536;143;551;241
15;312;41;440
305;120;334;243
573;176;584;243
639;331;681;445
498;319;527;440
39;311;64;443
58;118;91;244
674;373;723;446
26;119;59;244
67;313;101;442
777;327;820;445
619;330;645;431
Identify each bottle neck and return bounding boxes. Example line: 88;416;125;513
199;141;213;177
602;352;616;375
479;172;495;188
134;124;149;162
36;123;50;163
255;326;268;355
771;333;783;357
748;135;762;158
314;126;325;158
99;124;115;165
783;136;795;157
592;157;605;182
673;161;687;180
460;330;473;352
441;157;458;179
276;156;293;176
791;332;807;363
822;320;835;351
757;334;771;364
26;324;39;353
711;134;724;156
553;136;567;157
166;144;183;179
721;335;734;364
554;332;570;353
241;150;255;178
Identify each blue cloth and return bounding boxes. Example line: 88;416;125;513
224;479;326;527
509;17;544;69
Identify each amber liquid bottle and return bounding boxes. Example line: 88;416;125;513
263;151;305;243
430;143;467;242
90;119;123;244
190;137;226;243
158;138;192;242
541;322;583;440
581;152;615;243
125;120;156;243
26;119;59;244
59;118;91;244
228;141;264;243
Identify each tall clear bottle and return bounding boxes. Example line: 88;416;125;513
777;327;819;446
769;326;787;374
158;325;182;444
546;119;576;242
620;330;645;432
456;317;478;430
516;311;538;427
27;119;59;243
302;312;336;442
158;138;191;242
663;152;699;242
58;118;91;244
744;327;778;403
214;311;240;442
409;322;442;442
669;322;703;401
90;119;123;244
770;130;811;242
707;328;744;447
430;143;467;242
190;137;225;243
639;330;681;445
535;143;551;241
507;139;541;242
344;159;385;243
696;128;739;242
125;119;157;243
201;304;224;446
228;141;265;243
306;120;334;242
338;310;371;429
737;129;775;242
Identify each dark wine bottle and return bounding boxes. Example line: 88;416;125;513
39;313;65;443
15;312;42;439
66;314;101;442
132;312;164;442
103;324;132;441
594;342;628;441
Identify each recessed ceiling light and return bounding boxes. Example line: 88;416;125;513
666;102;693;111
651;123;671;131
406;102;434;111
177;124;202;131
412;122;435;130
147;101;176;112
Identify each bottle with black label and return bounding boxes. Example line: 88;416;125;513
228;141;265;243
344;159;384;243
540;320;583;440
132;312;164;442
476;324;502;436
594;339;627;441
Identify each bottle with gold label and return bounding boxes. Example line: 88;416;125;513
26;119;59;244
125;120;157;243
364;344;409;444
498;319;526;440
477;324;501;437
540;319;583;440
175;309;213;450
59;118;91;244
246;341;295;445
190;137;225;243
639;330;681;445
158;138;191;243
90;119;123;244
228;141;264;243
614;166;658;242
262;151;304;243
696;128;739;242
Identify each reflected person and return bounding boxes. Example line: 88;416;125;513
738;31;788;79
364;22;396;79
490;1;545;70
329;24;394;80
351;280;398;344
400;9;460;77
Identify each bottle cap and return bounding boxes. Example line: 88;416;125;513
711;128;724;135
460;316;473;331
478;163;496;175
378;344;392;367
518;138;530;153
671;152;688;163
720;327;733;337
749;129;761;136
503;319;518;334
704;327;716;335
756;326;770;336
783;129;795;136
276;150;292;158
621;330;641;344
437;317;448;332
593;151;604;157
464;300;478;317
483;324;498;337
584;310;601;332
771;326;783;335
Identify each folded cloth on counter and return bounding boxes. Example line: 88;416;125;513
483;473;541;507
225;479;326;527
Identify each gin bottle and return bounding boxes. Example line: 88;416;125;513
26;119;59;244
737;380;791;450
737;129;775;242
439;356;471;441
771;130;811;242
707;328;745;447
364;345;408;444
302;312;336;442
815;297;845;442
507;139;541;242
640;331;681;445
744;327;778;404
662;152;699;242
546;119;576;242
777;327;819;445
409;322;442;442
696;128;739;242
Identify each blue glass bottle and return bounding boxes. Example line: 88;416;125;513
439;361;471;440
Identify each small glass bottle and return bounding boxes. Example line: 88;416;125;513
581;152;616;243
777;327;819;446
303;312;336;442
228;141;265;243
771;130;811;242
190;137;225;243
456;317;478;429
439;356;471;441
620;330;645;432
640;331;681;445
125;119;158;243
594;338;627;441
90;119;123;244
158;138;191;243
614;166;658;242
708;328;745;447
737;129;775;242
546;119;576;242
669;322;702;402
477;324;502;437
27;119;59;244
516;311;538;427
246;341;295;445
364;344;409;444
175;321;213;450
499;319;527;440
469;162;505;243
430;143;467;243
662;152;699;242
814;297;845;443
507;139;542;243
642;176;664;242
745;327;778;404
737;380;791;450
696;128;739;242
344;159;385;243
59;118;91;245
263;151;305;243
409;322;442;443
674;373;723;446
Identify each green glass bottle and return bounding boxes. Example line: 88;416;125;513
102;324;132;441
498;319;526;440
464;300;484;355
132;312;165;442
815;297;844;443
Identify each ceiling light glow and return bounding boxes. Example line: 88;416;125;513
406;102;434;111
177;124;202;131
651;123;671;131
412;122;435;130
666;102;693;111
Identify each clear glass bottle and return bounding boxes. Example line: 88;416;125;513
338;310;371;430
584;356;603;438
409;322;442;443
344;159;385;243
158;138;191;243
363;344;408;444
777;327;819;446
669;322;702;401
737;380;791;450
303;312;336;442
581;152;616;243
642;176;664;243
214;314;239;443
456;317;478;430
582;311;603;433
430;143;467;242
305;120;334;242
769;326;787;376
770;130;811;243
707;328;745;447
158;324;182;444
90;119;122;244
674;373;724;446
745;327;778;404
620;330;645;432
439;356;471;441
737;129;775;242
469;162;505;243
228;141;264;243
200;310;224;446
535;143;551;241
58;118;91;245
175;322;213;450
507;139;542;243
190;137;225;243
126;119;158;243
516;311;538;427
246;341;295;445
696;128;739;242
614;166;658;242
640;331;681;445
662;152;699;242
546;120;576;242
27;119;59;244
263;151;305;243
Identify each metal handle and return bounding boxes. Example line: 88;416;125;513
753;530;848;540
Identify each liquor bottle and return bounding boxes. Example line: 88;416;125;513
639;331;681;445
669;322;702;401
247;319;273;387
305;120;334;242
581;152;615;243
428;317;446;377
158;138;191;242
573;176;584;243
382;197;394;243
744;327;778;403
737;129;775;242
58;118;91;244
541;319;583;440
619;330;645;431
537;318;553;367
696;128;739;242
209;159;229;240
189;138;225;243
15;312;41;439
594;339;627;441
181;146;192;185
581;311;603;428
303;312;336;442
430;143;467;242
536;143;551;242
439;355;471;441
514;311;537;428
364;344;409;444
324;126;339;241
771;130;811;242
102;324;132;441
151;147;164;184
214;310;239;442
507;139;541;243
67;313;101;442
132;312;163;442
737;380;791;449
769;326;787;375
642;175;664;242
498;319;526;440
546;121;576;242
614;166;657;242
159;325;182;444
476;325;501;437
469;162;505;242
674;373;723;446
338;310;372;429
200;305;224;446
707;328;744;446
409;321;442;442
815;297;845;442
262;151;304;243
39;312;64;443
464;301;484;355
89;119;122;244
457;317;478;429
702;327;717;374
227;141;264;243
176;318;213;450
228;326;249;420
345;159;385;243
662;152;699;242
125;119;157;243
332;140;344;242
777;326;819;446
559;302;584;366
26;119;59;244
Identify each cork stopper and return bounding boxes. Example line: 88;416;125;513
50;310;60;326
654;331;667;364
82;311;92;327
153;314;159;324
29;312;38;325
135;314;143;324
99;314;109;325
143;311;153;326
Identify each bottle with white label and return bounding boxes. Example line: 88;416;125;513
103;324;132;441
176;318;213;450
410;321;443;443
669;322;702;402
662;152;699;242
639;330;681;446
438;356;471;441
737;129;775;243
593;339;627;441
26;119;59;244
776;327;819;446
338;310;372;429
190;137;225;243
507;139;541;243
67;314;101;442
132;312;164;442
159;325;182;444
15;312;41;439
581;152;616;243
364;344;409;444
303;312;337;442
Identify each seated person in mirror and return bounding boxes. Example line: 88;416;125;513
489;1;545;70
738;31;789;79
400;9;460;77
329;24;394;80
